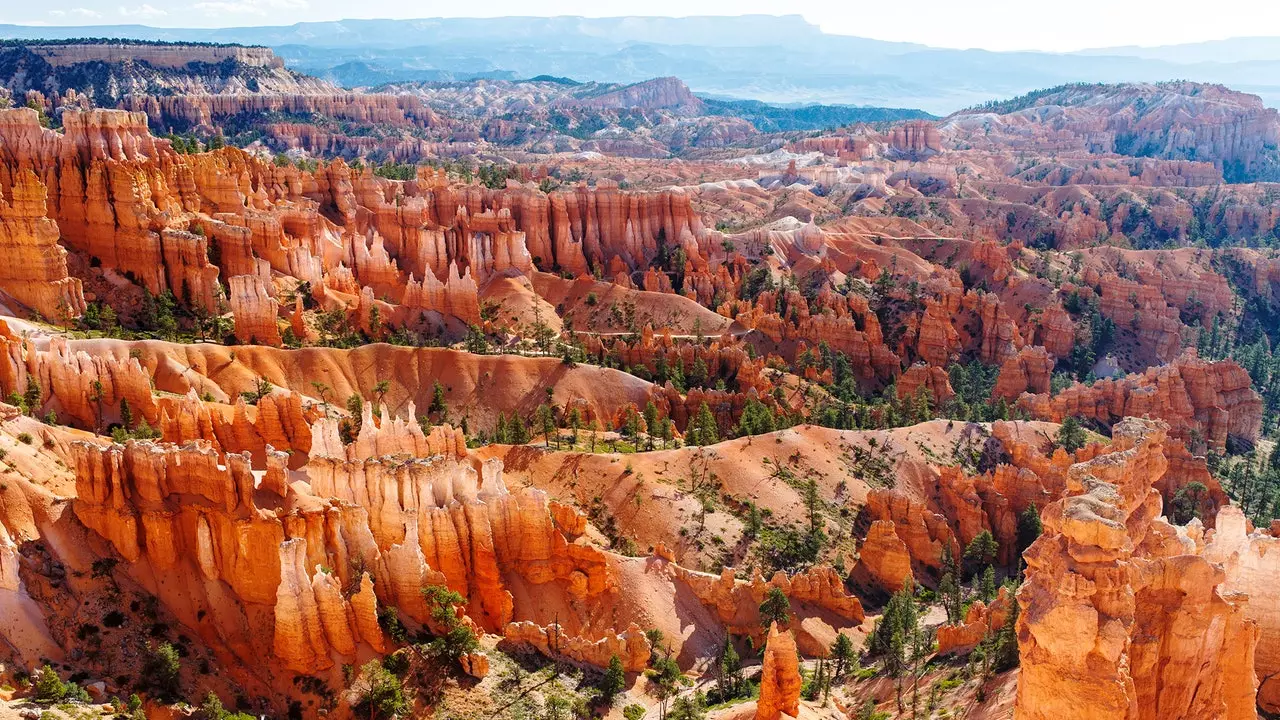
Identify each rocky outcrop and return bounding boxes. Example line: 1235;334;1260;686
502;621;651;672
897;362;954;404
1205;506;1280;712
859;488;959;587
854;519;915;593
757;622;802;720
1016;351;1263;451
0;169;85;320
228;275;282;346
0;332;156;431
993;345;1052;400
1015;417;1258;720
667;563;864;644
935;586;1011;655
946;82;1280;181
67;434;619;672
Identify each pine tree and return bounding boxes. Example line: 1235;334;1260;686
428;380;448;418
759;587;791;630
1016;503;1043;553
831;633;855;679
992;587;1020;672
643;401;659;450
600;654;625;703
940;572;961;624
535;404;556;449
1056;415;1087;453
120;397;134;429
690;402;718;446
510;415;530;444
964;530;999;577
735;397;776;438
718;637;742;699
494;413;509;444
803;478;821;534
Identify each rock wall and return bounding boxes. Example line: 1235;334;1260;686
0;169;85;319
1205;506;1280;713
1016;351;1263;451
68;435;616;674
1015;417;1258;720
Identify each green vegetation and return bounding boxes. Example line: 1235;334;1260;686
1055;416;1088;453
142;641;182;702
352;660;409;720
758;586;791;629
199;692;255;720
31;665;91;704
420;584;480;662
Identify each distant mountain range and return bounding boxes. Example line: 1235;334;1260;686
4;16;1280;114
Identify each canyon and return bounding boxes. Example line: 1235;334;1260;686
1;38;1280;720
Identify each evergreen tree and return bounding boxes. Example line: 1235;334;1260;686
1055;415;1087;453
992;585;1021;672
735;397;776;437
831;633;855;679
428;380;448;418
964;530;999;577
689;402;719;446
803;478;821;534
535;403;556;449
939;572;962;624
643;401;659;449
600;654;625;703
981;565;997;603
1016;503;1043;553
23;376;41;416
759;587;791;630
510;415;530;444
717;637;742;700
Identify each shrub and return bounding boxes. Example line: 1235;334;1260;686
419;585;478;661
143;642;182;702
352;660;408;720
381;652;410;677
17;432;32;444
33;665;68;702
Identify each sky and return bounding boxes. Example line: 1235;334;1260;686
4;0;1279;53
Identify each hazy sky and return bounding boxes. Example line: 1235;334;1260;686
4;0;1277;52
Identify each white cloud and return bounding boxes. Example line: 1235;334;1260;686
192;0;307;14
117;3;168;18
50;7;104;17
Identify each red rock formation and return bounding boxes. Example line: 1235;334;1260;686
887;120;942;159
757;622;802;720
502;621;651;672
992;345;1053;400
228;275;282;346
0;169;85;320
854;519;915;593
1017;350;1262;451
860;488;959;586
935;586;1012;655
1205;506;1280;712
947;82;1280;180
897;362;954;404
66;435;622;673
667;563;864;643
1015;417;1258;720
